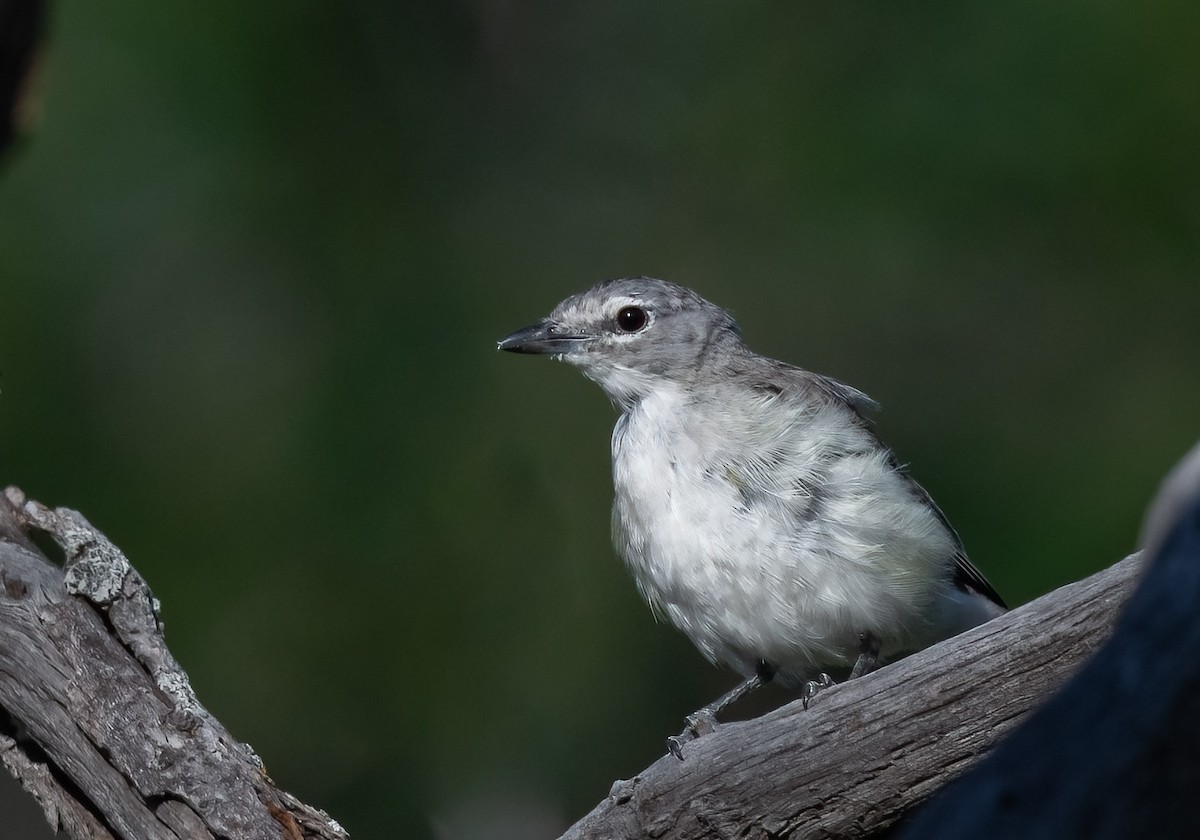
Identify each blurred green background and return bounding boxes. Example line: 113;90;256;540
1;1;1197;838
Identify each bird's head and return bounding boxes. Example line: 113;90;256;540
498;277;744;408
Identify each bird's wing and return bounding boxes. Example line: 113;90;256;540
752;361;1009;611
719;363;890;531
740;360;878;419
795;367;880;419
897;463;1009;610
951;549;1008;609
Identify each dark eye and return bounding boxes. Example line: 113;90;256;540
616;306;648;333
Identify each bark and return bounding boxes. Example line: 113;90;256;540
0;487;348;840
894;443;1200;840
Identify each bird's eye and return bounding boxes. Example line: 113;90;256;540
616;306;649;333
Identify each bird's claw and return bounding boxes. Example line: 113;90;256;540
802;673;836;709
666;709;720;760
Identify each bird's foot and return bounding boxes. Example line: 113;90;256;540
666;709;720;760
802;673;836;709
850;632;881;679
666;669;774;759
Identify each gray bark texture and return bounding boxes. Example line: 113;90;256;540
560;552;1142;839
894;441;1200;840
0;487;349;840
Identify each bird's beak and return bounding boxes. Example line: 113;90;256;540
497;321;594;355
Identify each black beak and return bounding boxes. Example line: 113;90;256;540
497;321;593;355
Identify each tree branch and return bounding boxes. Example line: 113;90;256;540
0;487;349;840
560;550;1142;839
895;442;1200;839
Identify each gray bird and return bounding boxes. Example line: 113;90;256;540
498;277;1006;756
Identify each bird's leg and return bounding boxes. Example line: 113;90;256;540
850;631;881;680
667;660;775;759
803;632;883;708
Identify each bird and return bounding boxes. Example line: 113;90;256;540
498;277;1006;757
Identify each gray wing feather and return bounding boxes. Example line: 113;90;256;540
751;360;1008;611
893;456;1009;610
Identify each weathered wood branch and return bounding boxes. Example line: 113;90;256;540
0;487;349;840
895;442;1200;839
560;550;1143;839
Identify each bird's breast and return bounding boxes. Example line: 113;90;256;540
609;394;789;658
606;388;962;679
